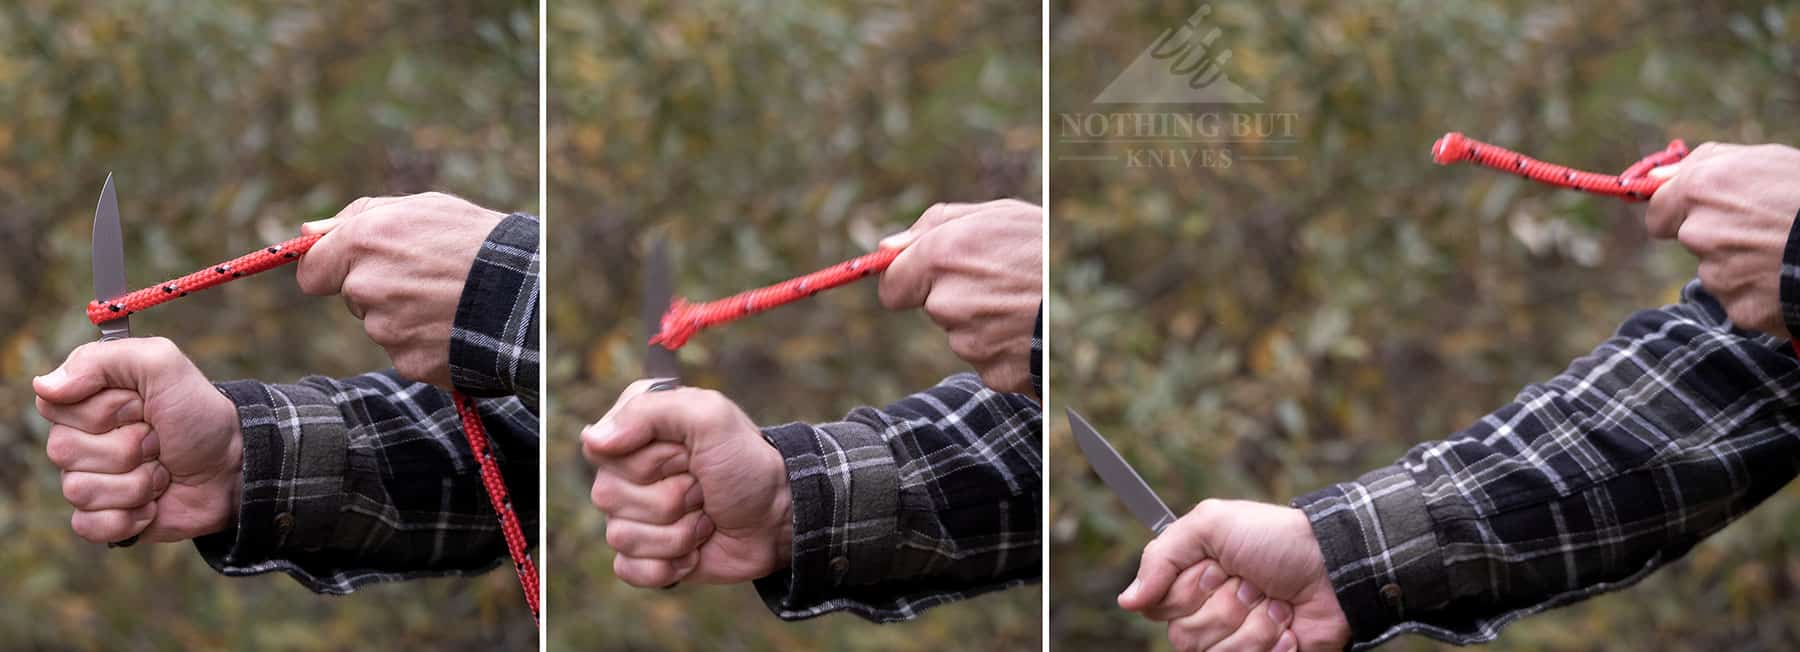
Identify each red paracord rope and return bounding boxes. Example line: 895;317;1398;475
1432;132;1800;357
85;233;323;322
1431;131;1688;202
84;234;540;627
650;247;902;349
454;392;541;626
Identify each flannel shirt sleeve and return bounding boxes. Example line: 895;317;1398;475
751;373;1042;622
1779;207;1800;338
1295;280;1800;649
1031;304;1043;397
195;375;539;593
192;211;541;594
449;212;540;405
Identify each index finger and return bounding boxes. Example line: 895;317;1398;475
35;388;142;434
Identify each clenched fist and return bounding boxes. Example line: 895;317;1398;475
1647;143;1800;338
879;200;1043;395
1118;499;1350;652
33;337;242;544
580;381;792;587
297;192;506;387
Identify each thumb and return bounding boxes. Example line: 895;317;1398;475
582;380;690;458
35;338;178;405
294;218;358;296
295;195;412;293
1118;552;1186;612
1120;507;1218;611
300;217;340;236
1648;162;1681;180
877;240;933;311
878;202;988;249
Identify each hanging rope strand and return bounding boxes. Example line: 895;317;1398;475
454;393;541;625
651;247;902;350
83;233;540;627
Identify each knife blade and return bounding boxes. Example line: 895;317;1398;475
1067;408;1177;534
643;236;680;389
93;173;140;548
92;173;131;342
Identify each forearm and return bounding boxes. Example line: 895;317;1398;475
1297;281;1800;649
195;370;540;594
449;211;541;404
752;373;1043;622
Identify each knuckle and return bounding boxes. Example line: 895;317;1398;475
140;337;179;363
61;475;94;507
949;332;995;363
1674;222;1710;253
70;513;108;543
652;486;687;522
44;432;76;468
1140;536;1167;562
589;476;618;511
604;523;633;551
1189;499;1226;528
133;469;156;502
692;390;735;427
579;427;609;459
363;316;404;347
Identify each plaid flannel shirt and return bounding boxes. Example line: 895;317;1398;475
1298;237;1800;649
193;212;540;594
752;316;1044;622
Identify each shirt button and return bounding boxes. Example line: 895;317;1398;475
274;512;295;535
829;556;849;576
1380;583;1403;603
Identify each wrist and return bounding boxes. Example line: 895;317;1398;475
770;480;794;571
197;401;246;538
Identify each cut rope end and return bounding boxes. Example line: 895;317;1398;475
1431;132;1470;165
648;297;697;350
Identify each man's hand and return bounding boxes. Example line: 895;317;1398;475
1647;143;1800;338
1118;499;1350;652
878;200;1043;394
296;192;505;388
579;381;792;587
33;337;243;544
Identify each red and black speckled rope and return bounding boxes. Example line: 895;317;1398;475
1430;131;1687;202
1433;131;1800;357
85;233;540;627
650;247;902;350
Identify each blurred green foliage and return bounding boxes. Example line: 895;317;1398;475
546;1;1039;650
0;1;536;649
1050;0;1800;649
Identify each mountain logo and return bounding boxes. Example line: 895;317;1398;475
1093;5;1262;105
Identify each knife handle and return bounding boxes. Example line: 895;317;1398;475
92;333;144;548
644;376;683;589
